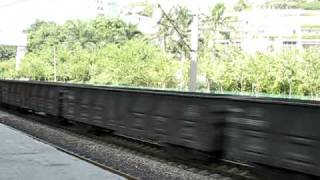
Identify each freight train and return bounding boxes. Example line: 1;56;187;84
0;80;319;179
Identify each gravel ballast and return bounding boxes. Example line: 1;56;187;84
0;110;228;180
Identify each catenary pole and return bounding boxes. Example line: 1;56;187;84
53;46;57;82
189;4;199;91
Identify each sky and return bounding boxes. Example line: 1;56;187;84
0;0;193;45
0;0;96;31
0;0;239;32
0;0;262;45
0;0;97;45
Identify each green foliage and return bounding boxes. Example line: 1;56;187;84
90;39;180;88
265;0;320;10
302;24;320;29
19;36;180;88
157;5;192;60
25;20;62;52
25;17;141;53
0;45;16;60
302;0;320;10
198;47;320;98
210;3;227;27
302;35;320;39
18;17;141;82
90;16;141;47
129;0;154;17
199;3;235;63
19;47;54;80
234;0;251;12
209;3;235;35
1;13;320;98
0;59;17;79
141;2;154;17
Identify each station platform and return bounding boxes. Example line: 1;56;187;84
0;123;125;180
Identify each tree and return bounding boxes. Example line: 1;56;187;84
263;0;320;9
20;17;142;82
25;20;62;52
0;45;16;60
6;13;320;98
300;48;320;97
25;17;141;53
0;59;16;79
198;3;235;88
90;16;141;47
90;38;180;88
128;0;154;17
19;47;53;80
234;0;251;12
157;5;193;60
61;19;95;49
199;3;234;56
300;0;320;10
18;17;180;88
208;3;234;40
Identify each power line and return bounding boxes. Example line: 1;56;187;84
157;4;199;92
0;0;30;9
157;4;192;51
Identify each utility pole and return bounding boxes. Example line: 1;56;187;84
15;46;25;71
189;5;199;92
53;46;57;82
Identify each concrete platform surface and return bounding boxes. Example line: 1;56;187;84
0;123;125;180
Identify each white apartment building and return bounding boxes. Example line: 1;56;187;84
231;9;320;53
0;31;27;70
97;1;320;53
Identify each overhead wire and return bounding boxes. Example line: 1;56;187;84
157;4;192;51
0;0;30;8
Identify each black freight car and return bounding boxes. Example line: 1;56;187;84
1;80;320;179
0;80;237;157
224;98;320;178
0;80;60;116
58;82;238;155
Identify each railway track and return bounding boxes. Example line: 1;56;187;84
0;106;256;180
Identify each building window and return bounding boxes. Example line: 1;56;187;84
283;41;297;48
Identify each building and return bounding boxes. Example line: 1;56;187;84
94;0;160;35
94;0;320;53
95;0;121;17
0;31;27;70
233;9;320;53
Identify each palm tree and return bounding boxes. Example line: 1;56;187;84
200;3;234;59
157;5;192;60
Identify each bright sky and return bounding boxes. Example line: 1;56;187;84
0;0;242;45
0;0;236;33
0;0;96;32
0;0;98;45
0;0;169;44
